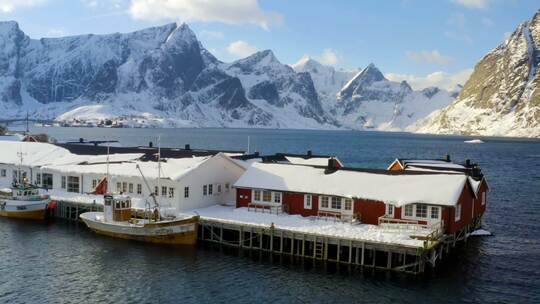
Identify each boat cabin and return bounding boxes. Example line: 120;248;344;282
103;194;132;222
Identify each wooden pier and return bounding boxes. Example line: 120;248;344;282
51;199;481;275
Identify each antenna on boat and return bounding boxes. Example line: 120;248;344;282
16;148;26;186
106;144;110;194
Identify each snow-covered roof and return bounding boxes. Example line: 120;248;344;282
284;156;332;166
0;141;72;166
234;163;468;207
42;156;211;181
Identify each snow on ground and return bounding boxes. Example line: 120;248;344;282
188;205;428;248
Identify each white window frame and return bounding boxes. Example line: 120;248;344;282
304;194;312;209
168;187;174;198
203;185;208;196
161;186;167;197
92;179;98;189
273;192;281;204
344;198;352;211
128;183;133;194
252;189;282;205
61;176;67;189
320;196;329;209
455;204;461;222
430;206;440;219
404;204;414;217
208;184;213;195
137;184;142;195
402;204;441;222
386;204;394;217
0;169;5;177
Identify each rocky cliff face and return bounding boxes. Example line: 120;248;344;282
415;10;540;137
295;61;457;131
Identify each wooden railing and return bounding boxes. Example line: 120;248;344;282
378;215;445;248
247;203;287;215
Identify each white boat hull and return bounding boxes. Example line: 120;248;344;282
0;199;49;220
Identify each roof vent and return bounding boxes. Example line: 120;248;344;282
307;150;312;157
185;144;191;150
149;141;153;148
445;154;451;162
79;137;84;143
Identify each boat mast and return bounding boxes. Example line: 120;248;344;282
157;135;161;209
106;144;110;194
16;147;26;186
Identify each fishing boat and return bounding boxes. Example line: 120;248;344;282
79;139;199;245
79;195;198;245
0;183;50;220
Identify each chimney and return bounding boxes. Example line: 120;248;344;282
79;137;84;143
445;154;451;162
328;157;339;170
185;144;191;150
307;150;312;157
149;141;153;148
465;159;471;167
254;152;260;157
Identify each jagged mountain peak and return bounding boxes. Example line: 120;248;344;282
292;56;324;71
360;63;386;82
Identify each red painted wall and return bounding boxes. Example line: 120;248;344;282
354;199;386;225
283;192;319;216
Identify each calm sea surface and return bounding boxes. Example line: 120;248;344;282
1;127;539;303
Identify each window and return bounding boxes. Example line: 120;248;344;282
344;199;352;211
262;191;272;202
168;187;174;198
455;204;461;221
184;186;189;198
203;185;207;196
116;182;121;192
36;173;41;185
67;176;79;193
128;183;133;193
0;169;5;177
430;206;440;219
208;184;213;195
253;190;261;201
225;183;230;192
387;204;394;216
404;205;413;217
12;170;17;182
416;205;427;218
154;186;158;196
321;196;329;208
42;173;53;189
331;197;342;210
217;184;222;193
273;192;281;204
92;179;98;189
137;184;142;194
482;192;486;206
122;182;127;193
161;186;167;197
304;194;312;209
61;176;67;189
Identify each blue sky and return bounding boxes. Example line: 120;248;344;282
1;0;538;89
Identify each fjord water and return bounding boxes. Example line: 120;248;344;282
1;128;539;303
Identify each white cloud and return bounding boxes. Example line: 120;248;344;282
200;30;225;40
481;17;494;27
226;40;258;58
318;49;340;66
0;0;47;13
386;69;473;90
81;0;126;9
128;0;283;30
451;0;490;9
406;50;453;65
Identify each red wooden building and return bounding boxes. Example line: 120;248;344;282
234;157;488;236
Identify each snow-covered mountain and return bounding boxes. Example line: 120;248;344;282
294;60;458;130
414;10;540;138
0;20;456;131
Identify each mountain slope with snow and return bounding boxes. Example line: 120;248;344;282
295;61;458;130
414;10;540;138
0;20;457;131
